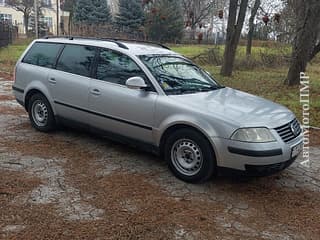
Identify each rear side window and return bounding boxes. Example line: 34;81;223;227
56;44;96;77
22;42;62;68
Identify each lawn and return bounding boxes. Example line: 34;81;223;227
0;39;32;73
1;40;319;126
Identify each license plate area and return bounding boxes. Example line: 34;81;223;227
291;142;303;158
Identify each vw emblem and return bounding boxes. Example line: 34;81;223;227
290;122;299;136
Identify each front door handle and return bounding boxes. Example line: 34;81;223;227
90;89;101;96
49;77;56;84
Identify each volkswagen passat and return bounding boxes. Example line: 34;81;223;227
12;37;303;183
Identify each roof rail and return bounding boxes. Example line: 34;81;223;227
42;35;129;50
108;38;171;50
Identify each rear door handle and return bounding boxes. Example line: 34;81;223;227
90;89;101;96
49;77;56;84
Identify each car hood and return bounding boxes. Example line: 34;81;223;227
169;87;295;129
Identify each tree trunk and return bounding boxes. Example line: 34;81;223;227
68;11;73;35
246;0;260;56
286;49;309;86
221;0;248;76
23;13;29;37
286;0;320;85
309;42;320;61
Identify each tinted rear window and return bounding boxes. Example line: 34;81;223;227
22;42;62;68
56;44;96;77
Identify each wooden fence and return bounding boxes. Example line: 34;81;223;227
70;24;145;40
0;23;18;48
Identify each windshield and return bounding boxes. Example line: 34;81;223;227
139;55;223;95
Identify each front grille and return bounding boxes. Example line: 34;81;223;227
274;118;301;143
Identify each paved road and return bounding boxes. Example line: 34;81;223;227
0;79;319;240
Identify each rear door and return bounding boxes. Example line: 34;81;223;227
88;48;157;144
16;42;63;102
48;44;96;124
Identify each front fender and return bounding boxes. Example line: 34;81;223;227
154;113;219;146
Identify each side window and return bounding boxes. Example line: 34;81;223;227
96;49;146;86
22;42;62;68
57;44;96;77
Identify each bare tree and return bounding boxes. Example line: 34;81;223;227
182;0;216;28
256;0;284;41
220;0;249;76
286;0;320;85
6;0;36;36
275;2;295;43
246;0;261;56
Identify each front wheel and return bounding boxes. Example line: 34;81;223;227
164;129;217;183
28;93;56;132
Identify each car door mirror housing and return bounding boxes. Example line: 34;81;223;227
126;77;148;89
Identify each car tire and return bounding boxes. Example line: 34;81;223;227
28;93;56;132
164;128;217;183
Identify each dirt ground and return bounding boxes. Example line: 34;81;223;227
0;78;320;240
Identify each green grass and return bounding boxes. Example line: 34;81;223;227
171;44;291;56
0;39;31;73
1;41;319;126
169;44;211;58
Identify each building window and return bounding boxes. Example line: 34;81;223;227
0;14;12;24
42;0;52;8
43;16;53;28
0;0;6;6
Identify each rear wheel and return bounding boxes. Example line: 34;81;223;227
164;128;217;183
28;93;56;132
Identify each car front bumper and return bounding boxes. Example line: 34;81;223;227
211;131;303;173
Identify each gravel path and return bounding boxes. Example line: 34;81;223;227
0;79;319;240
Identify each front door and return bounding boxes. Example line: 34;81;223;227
88;48;157;144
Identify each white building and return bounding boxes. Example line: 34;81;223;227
0;0;121;36
0;0;69;35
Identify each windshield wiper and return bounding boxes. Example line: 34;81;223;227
199;85;225;92
165;87;201;95
165;85;225;95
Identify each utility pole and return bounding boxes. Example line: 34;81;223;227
56;0;59;36
34;0;39;38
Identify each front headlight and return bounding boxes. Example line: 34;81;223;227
231;128;276;143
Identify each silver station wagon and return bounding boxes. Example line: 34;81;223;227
13;37;303;183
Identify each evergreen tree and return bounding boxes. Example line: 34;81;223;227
29;7;47;36
74;0;111;24
73;0;93;23
116;0;145;31
145;0;184;42
90;0;112;24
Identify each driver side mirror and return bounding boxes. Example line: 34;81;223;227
126;77;148;90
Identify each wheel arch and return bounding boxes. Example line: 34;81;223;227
25;89;42;110
159;123;217;159
24;87;55;115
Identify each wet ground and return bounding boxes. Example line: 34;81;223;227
0;78;319;240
